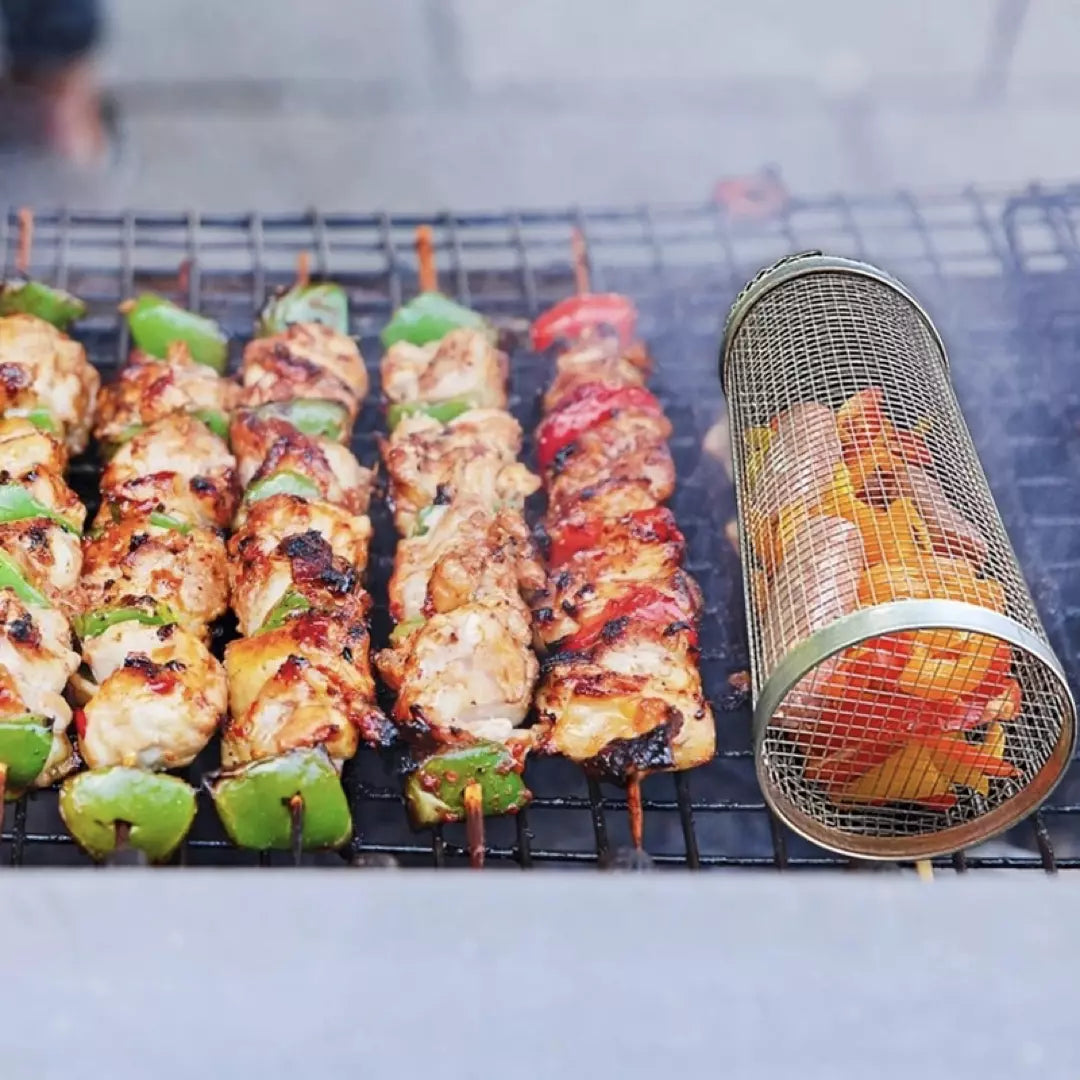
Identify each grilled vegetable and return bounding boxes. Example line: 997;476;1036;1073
530;293;637;351
125;294;229;374
0;279;86;330
405;742;529;826
380;291;489;348
258;283;349;337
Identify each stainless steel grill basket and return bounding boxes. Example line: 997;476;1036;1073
721;253;1076;859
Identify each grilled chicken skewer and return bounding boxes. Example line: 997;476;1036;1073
376;227;544;865
530;232;716;851
0;212;97;811
59;294;234;863
209;269;390;854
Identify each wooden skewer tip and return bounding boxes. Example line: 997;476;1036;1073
15;207;34;275
626;774;644;851
415;225;437;294
295;251;311;289
463;780;485;870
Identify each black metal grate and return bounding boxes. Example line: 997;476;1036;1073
2;186;1078;870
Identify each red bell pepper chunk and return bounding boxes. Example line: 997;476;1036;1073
536;381;663;470
74;708;87;741
837;388;885;458
559;585;696;654
530;293;638;351
547;506;683;567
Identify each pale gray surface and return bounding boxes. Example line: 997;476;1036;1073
4;1;1080;209
2;874;1077;1078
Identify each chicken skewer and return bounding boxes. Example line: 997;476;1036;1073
59;285;233;863
529;230;716;852
375;227;544;867
209;260;391;854
0;210;97;812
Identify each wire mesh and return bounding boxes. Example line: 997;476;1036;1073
724;258;1075;858
0;188;1077;870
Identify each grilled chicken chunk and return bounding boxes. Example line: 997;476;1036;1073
81;514;229;635
542;337;651;413
94;342;237;445
79;621;227;770
382;409;538;534
376;601;538;744
230;413;374;511
222;605;386;766
99;414;238;528
0;314;100;453
0;416;68;474
0;663;75;786
389;500;544;623
382;328;507;409
751;401;842;519
0;520;82;613
240;322;367;419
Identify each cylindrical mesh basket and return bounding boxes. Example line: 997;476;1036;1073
721;253;1076;859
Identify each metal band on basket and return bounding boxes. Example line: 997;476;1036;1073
720;253;1077;859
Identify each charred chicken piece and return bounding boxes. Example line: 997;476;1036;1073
0;313;100;453
94;341;237;446
0;416;68;474
240;322;367;420
542;337;652;414
381;327;508;410
389;499;544;623
382;408;538;535
79;620;227;770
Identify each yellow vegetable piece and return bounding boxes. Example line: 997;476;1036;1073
835;741;952;806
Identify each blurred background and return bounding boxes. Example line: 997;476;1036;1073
3;0;1080;211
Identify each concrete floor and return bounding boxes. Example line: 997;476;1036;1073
3;0;1080;211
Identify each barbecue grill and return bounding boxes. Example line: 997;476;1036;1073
2;184;1078;870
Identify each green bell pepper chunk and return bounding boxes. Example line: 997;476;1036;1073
59;767;197;862
191;407;230;441
148;511;193;535
0;279;86;330
0;550;48;607
255;590;311;634
73;603;177;642
405;742;530;827
389;617;424;646
4;407;59;435
379;291;489;348
0;483;81;534
386;395;476;433
126;293;229;374
243;469;321;505
0;714;52;792
410;503;448;538
253;399;349;442
210;746;352;851
258;282;349;336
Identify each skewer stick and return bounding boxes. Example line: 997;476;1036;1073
463;780;485;869
295;251;311;289
15;208;33;275
0;763;7;829
289;794;304;866
916;859;934;882
571;227;590;295
415;225;437;293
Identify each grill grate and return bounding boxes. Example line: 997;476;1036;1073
2;187;1079;870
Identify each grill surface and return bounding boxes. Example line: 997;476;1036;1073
2;186;1078;870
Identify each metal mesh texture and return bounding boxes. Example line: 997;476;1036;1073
0;188;1077;870
725;262;1075;857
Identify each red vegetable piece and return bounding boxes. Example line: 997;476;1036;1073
530;294;637;351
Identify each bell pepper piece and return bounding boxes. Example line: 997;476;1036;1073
191;408;230;442
243;469;321;505
0;279;86;330
255;590;312;634
743;426;774;490
125;293;229;374
535;382;664;471
530;293;638;351
4;407;59;434
60;767;197;862
546;506;683;567
73;603;177;642
0;714;52;792
389;617;425;646
380;291;489;348
210;747;352;851
833;740;955;808
405;742;529;826
253;399;350;442
920;723;1015;785
258;282;349;336
411;503;448;538
0;550;48;607
386;395;476;433
560;585;696;653
0;483;80;534
148;511;193;535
